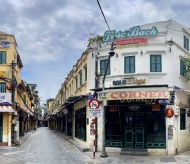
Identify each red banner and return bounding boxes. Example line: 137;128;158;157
116;38;148;45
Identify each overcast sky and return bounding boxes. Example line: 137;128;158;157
1;0;190;102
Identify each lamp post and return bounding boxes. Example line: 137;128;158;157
100;37;116;158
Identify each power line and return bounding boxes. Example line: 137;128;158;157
96;0;110;31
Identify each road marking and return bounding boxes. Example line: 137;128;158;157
28;145;31;150
3;150;28;156
53;135;69;152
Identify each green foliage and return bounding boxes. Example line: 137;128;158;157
88;35;103;43
184;57;190;81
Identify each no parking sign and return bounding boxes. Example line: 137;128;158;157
88;99;101;117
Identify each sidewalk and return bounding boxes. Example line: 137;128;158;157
57;130;190;164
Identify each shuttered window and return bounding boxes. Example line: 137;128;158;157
100;59;110;76
150;55;162;72
124;56;135;73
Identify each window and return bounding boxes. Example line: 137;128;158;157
150;55;162;72
0;83;6;92
84;67;87;81
100;59;110;76
184;35;189;51
180;108;186;130
79;70;82;86
75;76;78;89
180;59;186;76
0;51;6;64
124;56;135;73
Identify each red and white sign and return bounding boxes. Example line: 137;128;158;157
88;99;100;109
116;38;148;45
165;108;174;118
88;99;101;117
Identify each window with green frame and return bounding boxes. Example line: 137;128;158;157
150;55;162;72
180;108;186;130
124;56;135;73
0;51;6;64
180;59;186;76
84;67;87;81
79;70;82;86
184;35;189;51
75;76;78;89
0;83;6;92
100;59;110;76
75;107;86;141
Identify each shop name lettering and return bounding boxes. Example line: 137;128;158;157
103;26;158;42
113;78;146;85
110;91;169;99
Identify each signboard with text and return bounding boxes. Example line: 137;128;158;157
98;91;170;101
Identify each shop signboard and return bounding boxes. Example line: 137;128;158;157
98;91;170;101
0;93;12;105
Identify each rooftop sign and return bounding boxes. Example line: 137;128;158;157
103;26;158;42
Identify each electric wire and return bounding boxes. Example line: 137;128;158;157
96;0;110;31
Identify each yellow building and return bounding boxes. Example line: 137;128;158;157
0;31;23;146
0;31;35;146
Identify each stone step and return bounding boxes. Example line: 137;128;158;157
120;148;148;156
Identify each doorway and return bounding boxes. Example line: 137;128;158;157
124;112;145;148
0;113;3;142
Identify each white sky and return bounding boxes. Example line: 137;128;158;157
1;0;190;101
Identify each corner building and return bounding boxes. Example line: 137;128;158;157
96;19;190;155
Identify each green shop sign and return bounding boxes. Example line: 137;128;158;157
103;26;158;42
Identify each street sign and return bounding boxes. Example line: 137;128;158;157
88;99;100;109
89;108;101;117
88;99;101;117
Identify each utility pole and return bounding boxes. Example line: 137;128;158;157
11;61;19;144
100;38;115;158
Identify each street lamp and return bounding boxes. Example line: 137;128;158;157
100;37;116;158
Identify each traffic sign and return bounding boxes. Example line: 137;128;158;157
88;99;100;109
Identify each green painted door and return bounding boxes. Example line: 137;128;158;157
124;112;145;148
0;113;3;142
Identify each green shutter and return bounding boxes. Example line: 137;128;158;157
124;56;135;73
150;55;162;72
100;59;110;76
180;59;186;76
0;51;6;64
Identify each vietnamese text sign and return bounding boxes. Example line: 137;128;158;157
89;108;101;117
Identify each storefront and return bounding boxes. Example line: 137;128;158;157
98;87;174;150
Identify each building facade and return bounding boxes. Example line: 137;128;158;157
0;31;36;146
49;19;190;156
95;19;190;155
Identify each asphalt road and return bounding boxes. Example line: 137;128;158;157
0;127;93;164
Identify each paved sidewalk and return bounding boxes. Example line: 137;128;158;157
57;130;190;164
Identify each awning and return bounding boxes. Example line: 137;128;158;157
0;106;14;112
174;86;190;95
17;104;33;116
65;95;87;104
